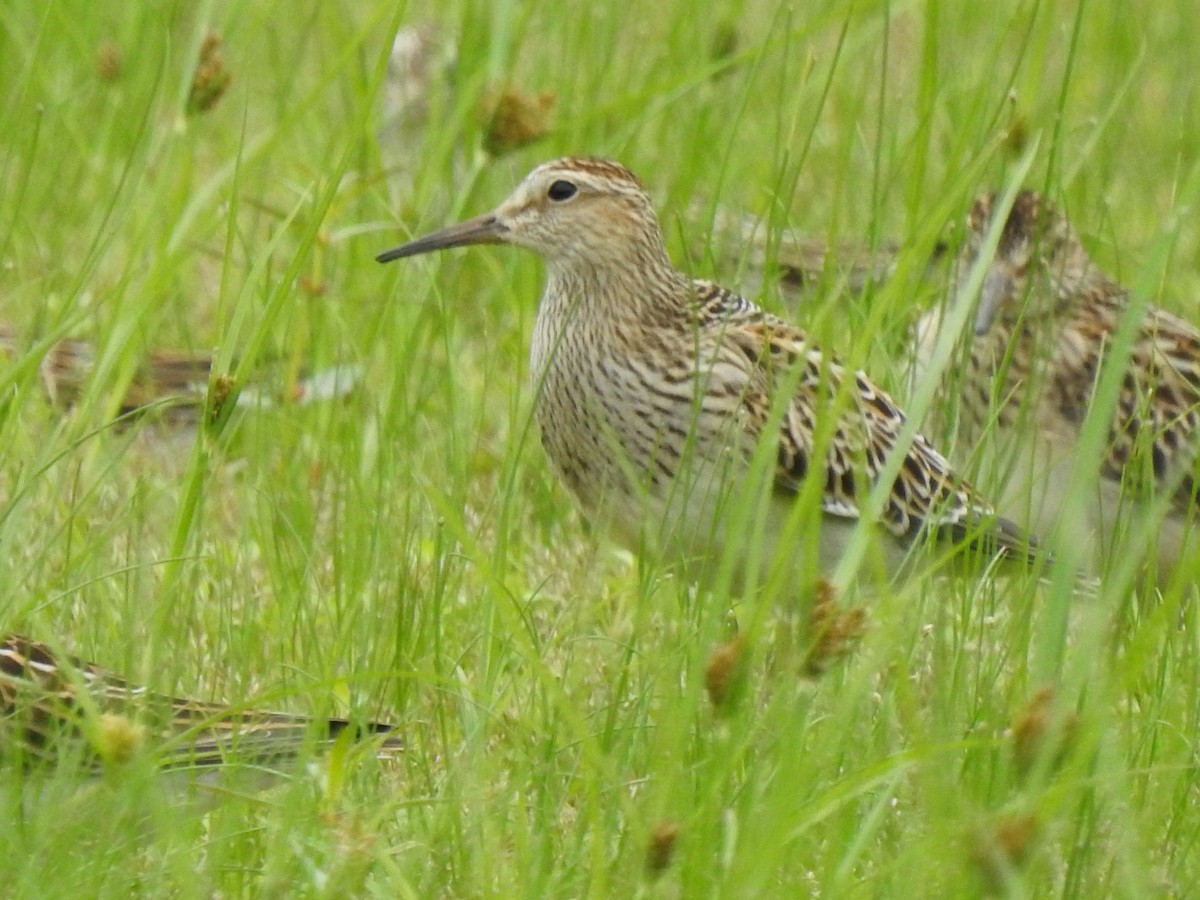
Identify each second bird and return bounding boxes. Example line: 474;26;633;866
918;190;1200;583
377;157;1035;596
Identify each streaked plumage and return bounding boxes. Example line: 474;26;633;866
0;324;361;424
0;634;402;773
377;157;1035;588
917;190;1200;579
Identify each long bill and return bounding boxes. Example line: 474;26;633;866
376;214;509;263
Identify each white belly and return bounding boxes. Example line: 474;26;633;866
586;451;910;593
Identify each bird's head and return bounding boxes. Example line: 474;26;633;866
377;157;673;278
958;190;1091;335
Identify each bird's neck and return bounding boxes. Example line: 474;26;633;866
541;255;692;329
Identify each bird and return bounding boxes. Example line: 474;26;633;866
0;633;402;774
376;156;1037;595
915;189;1200;581
702;205;949;301
0;323;362;426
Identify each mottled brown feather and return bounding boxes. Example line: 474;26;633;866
952;190;1200;511
0;634;401;772
379;157;1039;582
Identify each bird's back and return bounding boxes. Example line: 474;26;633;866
531;272;1030;581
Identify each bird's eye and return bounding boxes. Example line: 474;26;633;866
547;180;577;202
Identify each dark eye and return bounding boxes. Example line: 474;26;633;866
547;180;577;202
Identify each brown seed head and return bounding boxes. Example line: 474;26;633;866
96;41;123;81
709;22;739;76
645;820;680;875
705;634;747;711
207;372;237;426
479;85;555;156
187;32;232;116
969;811;1040;891
1012;685;1078;777
803;579;867;676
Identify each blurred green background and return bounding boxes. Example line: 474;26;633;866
2;1;1199;895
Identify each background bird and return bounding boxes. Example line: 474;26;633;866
0;323;362;426
915;190;1200;581
377;157;1037;597
0;633;402;774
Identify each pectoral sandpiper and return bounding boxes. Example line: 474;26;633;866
1;634;402;773
0;324;362;425
377;157;1037;596
917;190;1200;580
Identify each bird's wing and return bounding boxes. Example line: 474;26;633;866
692;280;1033;560
0;634;401;771
1094;304;1200;508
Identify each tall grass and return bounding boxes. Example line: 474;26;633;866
2;0;1199;894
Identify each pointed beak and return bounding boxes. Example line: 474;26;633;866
375;214;509;263
973;269;1012;336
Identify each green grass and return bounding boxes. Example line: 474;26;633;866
3;0;1200;895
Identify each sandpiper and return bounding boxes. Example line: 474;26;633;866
377;157;1037;594
0;324;363;425
916;190;1200;581
0;633;402;772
